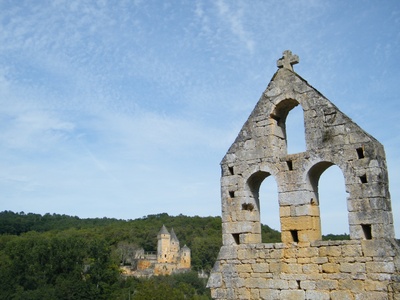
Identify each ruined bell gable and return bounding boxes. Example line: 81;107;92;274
207;51;400;299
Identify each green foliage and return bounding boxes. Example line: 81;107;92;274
261;224;281;243
0;210;288;299
0;229;119;299
110;272;211;300
322;233;350;241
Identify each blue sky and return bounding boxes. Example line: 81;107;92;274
0;0;399;236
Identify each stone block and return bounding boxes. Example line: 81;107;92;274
280;290;305;300
306;290;330;300
210;288;227;299
249;288;259;299
279;206;291;217
355;292;388;300
292;204;320;217
282;263;302;274
342;244;362;257
236;264;252;273
237;287;251;299
298;257;311;264
316;279;338;290
330;290;353;300
281;216;316;231
303;263;320;274
269;249;284;259
284;247;298;258
340;262;365;273
279;191;312;206
300;280;316;290
365;279;389;291
298;229;321;242
311;257;328;264
252;263;269;273
362;240;396;257
269;262;283;274
240;233;261;244
366;261;395;273
244;277;267;288
266;279;289;289
259;289;279;300
217;246;238;260
320;246;341;257
339;279;364;292
322;263;339;273
207;272;222;288
298;246;319;258
349;211;392;226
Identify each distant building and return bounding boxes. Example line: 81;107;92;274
121;225;191;277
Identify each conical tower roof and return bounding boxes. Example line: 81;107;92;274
158;224;170;236
170;228;179;243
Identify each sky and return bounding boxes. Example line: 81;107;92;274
0;0;399;236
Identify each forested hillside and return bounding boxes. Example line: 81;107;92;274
0;211;280;299
0;211;348;299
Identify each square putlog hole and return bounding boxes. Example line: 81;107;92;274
359;174;368;184
356;147;365;159
361;224;372;240
232;233;240;245
290;230;299;243
242;203;254;211
228;166;234;175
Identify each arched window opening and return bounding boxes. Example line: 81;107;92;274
247;171;280;243
309;163;348;237
259;177;280;243
286;104;306;154
270;99;306;155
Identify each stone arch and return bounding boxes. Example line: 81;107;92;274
209;52;399;299
307;161;336;204
269;98;306;155
306;161;348;237
246;171;272;212
286;105;306;154
244;170;280;235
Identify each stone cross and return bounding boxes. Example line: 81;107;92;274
277;50;299;71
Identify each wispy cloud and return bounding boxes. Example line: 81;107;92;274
214;0;255;54
0;0;399;234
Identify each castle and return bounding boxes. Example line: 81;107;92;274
122;225;191;277
207;51;400;299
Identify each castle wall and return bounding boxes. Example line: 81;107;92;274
137;257;156;271
208;240;400;299
128;226;191;277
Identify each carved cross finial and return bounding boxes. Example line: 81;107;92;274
277;50;299;71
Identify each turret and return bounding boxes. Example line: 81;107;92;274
179;244;191;269
170;228;180;257
157;225;170;263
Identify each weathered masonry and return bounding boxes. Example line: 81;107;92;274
207;51;400;299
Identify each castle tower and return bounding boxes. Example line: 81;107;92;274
179;244;191;269
169;228;180;262
157;225;170;263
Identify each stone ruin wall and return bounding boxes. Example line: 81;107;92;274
207;51;400;299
